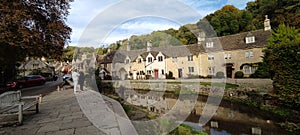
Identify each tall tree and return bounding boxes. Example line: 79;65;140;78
246;0;300;30
263;24;300;109
0;1;72;83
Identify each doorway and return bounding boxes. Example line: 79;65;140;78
178;69;183;78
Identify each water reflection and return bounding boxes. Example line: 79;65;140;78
124;90;292;135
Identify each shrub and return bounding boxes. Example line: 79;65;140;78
216;71;225;78
234;71;244;78
166;71;175;79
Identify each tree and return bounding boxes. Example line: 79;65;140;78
198;5;255;36
0;1;73;83
263;23;300;109
246;0;300;30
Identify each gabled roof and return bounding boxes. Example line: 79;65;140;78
99;29;271;63
219;29;271;51
141;51;159;59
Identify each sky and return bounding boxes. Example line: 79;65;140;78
67;0;253;48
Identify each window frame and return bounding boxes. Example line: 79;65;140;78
188;55;193;61
206;42;214;48
188;67;194;73
246;36;255;44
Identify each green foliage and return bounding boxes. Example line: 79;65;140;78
0;1;73;83
169;124;207;135
234;71;244;78
246;0;300;30
198;5;255;36
168;71;174;79
263;23;300;109
250;62;270;78
216;71;225;78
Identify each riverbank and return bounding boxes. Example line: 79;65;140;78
98;79;299;134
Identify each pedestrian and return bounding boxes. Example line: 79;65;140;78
72;69;80;94
78;71;85;91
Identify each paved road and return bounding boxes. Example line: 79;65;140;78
20;80;63;97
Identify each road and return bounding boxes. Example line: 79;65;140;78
20;80;63;97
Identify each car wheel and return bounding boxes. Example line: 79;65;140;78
41;81;46;85
18;84;24;89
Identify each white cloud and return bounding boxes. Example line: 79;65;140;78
67;0;253;48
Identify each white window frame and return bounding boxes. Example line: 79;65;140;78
244;65;251;74
188;67;194;73
158;56;163;62
188;55;193;61
246;36;255;44
148;57;153;63
225;53;231;59
245;51;254;58
172;57;177;62
208;67;215;75
206;42;214;48
161;69;164;75
125;59;130;64
147;70;152;75
208;54;214;60
249;51;254;58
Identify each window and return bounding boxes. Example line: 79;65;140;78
245;51;254;58
246;36;255;44
148;57;153;63
206;42;214;48
225;53;231;59
125;59;130;64
158;56;163;62
147;70;152;75
208;54;214;60
140;71;145;75
138;58;142;63
208;67;215;75
161;69;165;75
188;67;194;73
188;55;193;61
172;57;177;62
244;66;251;74
249;51;254;58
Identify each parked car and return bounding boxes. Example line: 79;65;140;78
6;75;46;89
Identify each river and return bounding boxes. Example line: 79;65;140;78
124;90;293;135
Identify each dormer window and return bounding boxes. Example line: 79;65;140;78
158;56;163;62
188;55;193;61
206;42;214;48
125;59;130;64
246;36;255;44
148;57;153;63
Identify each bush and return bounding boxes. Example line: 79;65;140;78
235;71;244;78
216;71;225;78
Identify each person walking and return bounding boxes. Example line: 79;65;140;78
78;71;85;91
72;69;80;94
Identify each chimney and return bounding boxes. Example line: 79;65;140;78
126;41;131;51
146;40;152;52
264;15;271;31
107;48;111;53
198;31;206;44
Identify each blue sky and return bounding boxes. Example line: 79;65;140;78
67;0;253;48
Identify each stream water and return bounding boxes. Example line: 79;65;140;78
124;90;293;135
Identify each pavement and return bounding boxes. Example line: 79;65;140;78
0;86;137;135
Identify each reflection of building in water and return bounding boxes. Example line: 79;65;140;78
125;91;200;115
125;91;168;114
